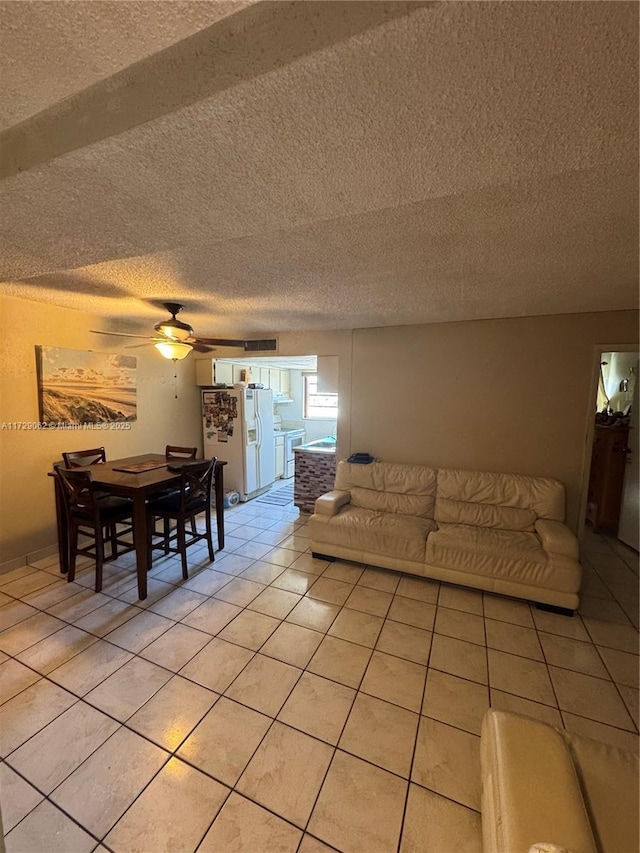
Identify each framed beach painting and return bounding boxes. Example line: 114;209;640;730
35;346;137;425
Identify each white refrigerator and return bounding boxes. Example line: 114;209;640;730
202;386;275;502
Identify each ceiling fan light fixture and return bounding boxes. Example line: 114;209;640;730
154;341;193;361
154;318;193;341
154;302;194;341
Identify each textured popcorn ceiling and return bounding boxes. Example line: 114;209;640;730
0;0;255;131
0;0;637;338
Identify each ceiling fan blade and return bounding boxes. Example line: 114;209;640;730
193;337;278;352
190;342;216;353
90;330;152;340
191;336;241;346
124;342;154;349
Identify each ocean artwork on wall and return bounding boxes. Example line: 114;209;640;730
36;346;137;424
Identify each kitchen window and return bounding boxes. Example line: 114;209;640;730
303;373;339;419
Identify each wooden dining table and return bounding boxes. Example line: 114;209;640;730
51;453;227;600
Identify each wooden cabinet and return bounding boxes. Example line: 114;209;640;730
586;425;630;531
260;367;270;387
279;369;290;396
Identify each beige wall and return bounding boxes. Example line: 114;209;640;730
349;311;639;531
0;295;202;564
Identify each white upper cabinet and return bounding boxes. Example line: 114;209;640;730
195;360;293;393
269;368;281;394
215;361;234;385
195;358;234;386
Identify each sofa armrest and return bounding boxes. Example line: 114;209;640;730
314;490;351;517
535;519;579;560
481;709;597;853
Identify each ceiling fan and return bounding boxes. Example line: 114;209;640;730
91;302;276;360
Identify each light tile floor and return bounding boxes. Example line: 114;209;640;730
0;499;638;852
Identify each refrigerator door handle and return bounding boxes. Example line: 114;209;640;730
255;412;262;451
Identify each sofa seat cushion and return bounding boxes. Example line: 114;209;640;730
426;523;579;592
310;506;436;562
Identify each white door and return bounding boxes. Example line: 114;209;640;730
618;360;639;549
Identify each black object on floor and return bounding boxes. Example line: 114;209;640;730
536;602;575;617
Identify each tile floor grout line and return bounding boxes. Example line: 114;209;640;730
285;572;381;845
2;650;179;759
93;747;175;846
529;604;568;722
3;698;175;844
1;767;105;850
396;578;443;852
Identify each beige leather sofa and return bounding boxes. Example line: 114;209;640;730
481;709;639;853
309;460;582;610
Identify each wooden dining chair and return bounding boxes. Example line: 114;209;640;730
56;467;134;592
147;458;216;579
162;445;199;535
62;447;107;468
62;445;128;538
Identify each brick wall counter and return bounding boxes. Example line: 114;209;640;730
294;451;337;513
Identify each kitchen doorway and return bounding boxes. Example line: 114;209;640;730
212;354;339;448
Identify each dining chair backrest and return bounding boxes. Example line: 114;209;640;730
166;445;198;460
56;467;97;516
179;459;215;513
62;447;106;468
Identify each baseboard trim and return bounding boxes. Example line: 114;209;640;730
0;542;59;576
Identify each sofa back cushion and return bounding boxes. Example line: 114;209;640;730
435;468;565;530
335;460;437;519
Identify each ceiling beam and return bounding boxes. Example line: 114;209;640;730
0;0;431;180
